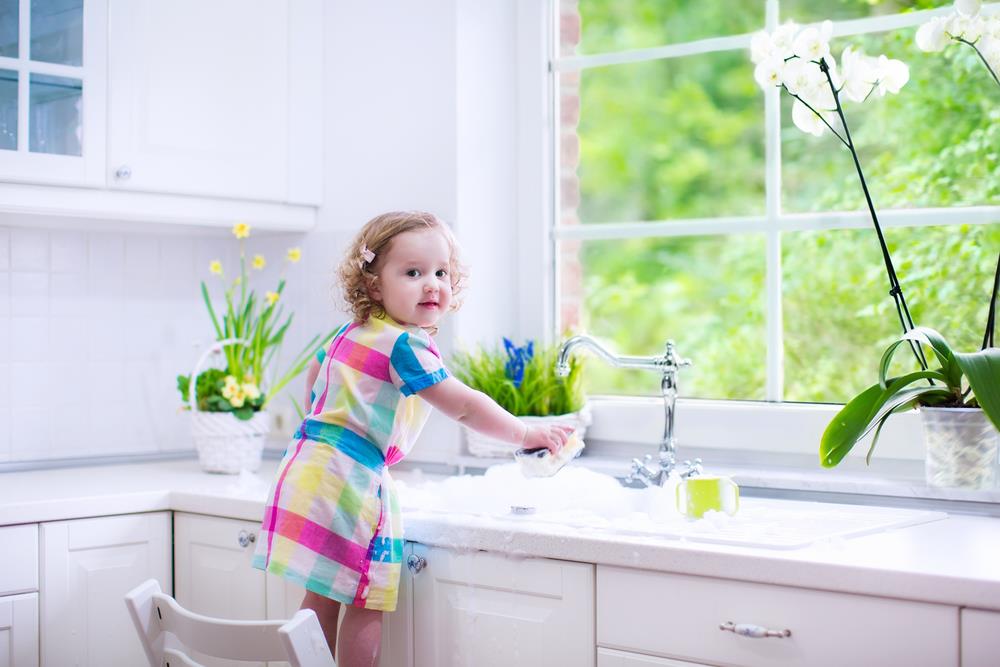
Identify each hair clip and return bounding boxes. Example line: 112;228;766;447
360;244;375;264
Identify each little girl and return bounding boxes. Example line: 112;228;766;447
252;210;572;666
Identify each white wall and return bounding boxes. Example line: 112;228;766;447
0;0;523;465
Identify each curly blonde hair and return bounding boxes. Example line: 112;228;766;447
337;211;468;327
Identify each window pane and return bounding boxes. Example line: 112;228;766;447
560;235;767;399
0;0;17;57
784;223;1000;403
31;0;82;66
782;29;999;212
780;0;950;23
565;0;764;56
0;68;15;150
29;73;81;155
565;52;764;225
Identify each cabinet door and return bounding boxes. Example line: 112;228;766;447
40;511;171;667
0;0;107;186
598;648;710;666
412;545;595;667
107;0;322;203
174;512;271;667
0;593;39;667
380;542;415;667
961;608;1000;667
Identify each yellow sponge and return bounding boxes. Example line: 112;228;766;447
514;433;585;478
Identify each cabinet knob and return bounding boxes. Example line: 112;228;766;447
114;165;132;181
237;530;256;548
406;554;426;574
720;621;791;639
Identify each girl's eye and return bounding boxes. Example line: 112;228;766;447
435;269;448;278
406;269;421;277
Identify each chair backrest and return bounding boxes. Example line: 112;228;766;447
125;579;336;667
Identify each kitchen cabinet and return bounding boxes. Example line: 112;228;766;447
598;648;708;667
40;511;171;667
410;544;595;667
107;0;322;205
0;0;322;231
0;0;107;187
961;608;1000;667
0;525;39;667
597;565;958;667
174;511;307;667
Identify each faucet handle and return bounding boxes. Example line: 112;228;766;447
664;340;692;368
679;458;703;478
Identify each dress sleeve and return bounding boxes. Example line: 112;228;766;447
389;331;449;396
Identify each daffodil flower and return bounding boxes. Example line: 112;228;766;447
232;222;251;239
252;254;266;270
209;260;223;275
265;291;280;306
287;247;302;263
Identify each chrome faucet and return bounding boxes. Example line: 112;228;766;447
555;335;701;487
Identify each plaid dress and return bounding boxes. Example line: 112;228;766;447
251;315;448;611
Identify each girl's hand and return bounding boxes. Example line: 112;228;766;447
523;424;575;454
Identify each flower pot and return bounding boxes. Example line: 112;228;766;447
191;411;270;474
921;407;998;490
464;406;592;458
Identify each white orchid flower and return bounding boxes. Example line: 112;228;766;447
985;15;1000;40
916;17;949;52
793;20;833;62
840;47;877;101
955;0;982;17
780;58;822;97
791;99;831;136
750;30;777;64
876;56;910;95
754;56;785;88
771;22;801;59
981;35;1000;70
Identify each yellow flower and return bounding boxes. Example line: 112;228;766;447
209;260;223;275
265;291;280;306
252;254;266;270
243;382;261;401
221;375;240;400
228;389;246;408
232;222;251;239
286;247;302;263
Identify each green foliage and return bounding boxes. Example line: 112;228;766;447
569;0;998;404
450;343;586;417
820;328;1000;467
176;368;264;421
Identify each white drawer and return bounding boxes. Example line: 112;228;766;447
961;608;1000;667
0;525;38;595
598;566;958;667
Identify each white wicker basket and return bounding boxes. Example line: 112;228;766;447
464;406;592;458
188;338;270;474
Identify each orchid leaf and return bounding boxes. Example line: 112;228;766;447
903;327;962;388
955;348;1000;432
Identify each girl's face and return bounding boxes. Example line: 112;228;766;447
369;228;453;329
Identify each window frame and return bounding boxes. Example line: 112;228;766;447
519;0;1000;496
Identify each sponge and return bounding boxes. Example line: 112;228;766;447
514;433;585;478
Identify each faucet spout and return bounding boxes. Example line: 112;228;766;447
555;335;696;486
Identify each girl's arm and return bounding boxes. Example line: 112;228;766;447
418;377;573;453
303;358;321;413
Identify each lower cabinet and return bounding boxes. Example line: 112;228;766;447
598;565;959;667
406;543;595;667
40;511;172;667
0;593;38;667
173;512;306;667
961;608;1000;667
598;647;709;666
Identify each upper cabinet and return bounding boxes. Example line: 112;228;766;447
107;0;322;205
0;0;322;230
0;0;106;186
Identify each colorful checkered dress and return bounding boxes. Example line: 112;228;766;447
251;315;448;611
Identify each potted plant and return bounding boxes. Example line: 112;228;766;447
450;338;588;457
176;222;331;474
752;6;1000;487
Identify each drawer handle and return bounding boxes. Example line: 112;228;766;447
720;621;791;639
237;530;256;548
406;554;427;574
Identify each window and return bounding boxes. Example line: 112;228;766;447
554;0;999;411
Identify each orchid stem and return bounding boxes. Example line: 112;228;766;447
956;37;1000;88
818;58;928;371
983;251;1000;350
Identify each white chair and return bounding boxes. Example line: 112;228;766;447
125;579;336;667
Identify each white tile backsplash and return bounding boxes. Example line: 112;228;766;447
10;230;49;271
2;225;310;462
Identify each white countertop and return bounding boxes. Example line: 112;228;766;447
2;460;999;611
